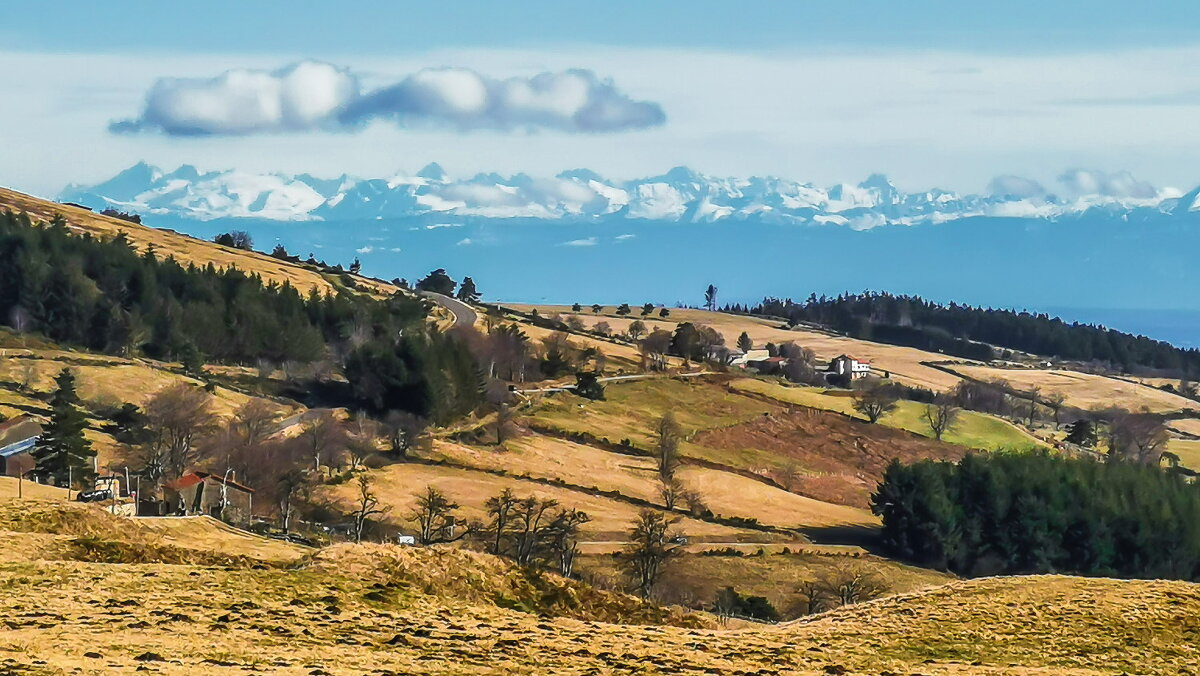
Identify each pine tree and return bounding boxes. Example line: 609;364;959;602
32;369;95;488
457;277;480;302
1065;419;1098;448
737;331;753;353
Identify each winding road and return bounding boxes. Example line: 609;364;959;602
420;291;478;330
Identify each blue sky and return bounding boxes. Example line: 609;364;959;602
6;2;1199;54
3;1;1200;195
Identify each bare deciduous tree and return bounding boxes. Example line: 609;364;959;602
620;510;682;599
1109;411;1170;465
792;564;889;617
655;412;682;480
351;475;388;543
300;410;345;473
639;330;673;372
382;410;428;457
659;476;683;510
275;467;308;534
487;382;516;445
1025;386;1042;427
142;383;217;480
1045;392;1067;429
627;319;647;342
852;382;899;423
924;398;960;441
232;399;281;447
410;486;473;544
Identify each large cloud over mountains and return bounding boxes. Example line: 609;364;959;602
111;61;665;136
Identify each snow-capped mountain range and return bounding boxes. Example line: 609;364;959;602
60;162;1200;227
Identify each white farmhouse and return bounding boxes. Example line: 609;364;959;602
829;354;871;380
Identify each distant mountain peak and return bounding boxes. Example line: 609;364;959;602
417;162;447;181
60;163;1190;227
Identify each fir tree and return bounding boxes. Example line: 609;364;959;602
737;331;753;353
456;276;480;302
32;369;95;487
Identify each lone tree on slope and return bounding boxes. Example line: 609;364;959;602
853;382;900;424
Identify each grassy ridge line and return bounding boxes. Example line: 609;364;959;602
0;186;398;297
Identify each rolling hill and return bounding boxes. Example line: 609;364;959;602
4;179;1200;673
1;497;1198;674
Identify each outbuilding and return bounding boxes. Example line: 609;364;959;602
162;471;255;523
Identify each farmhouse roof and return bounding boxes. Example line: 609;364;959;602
0;416;41;454
163;473;204;491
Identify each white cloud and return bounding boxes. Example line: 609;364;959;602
456;237;474;246
355;245;374;254
561;237;598;246
987;175;1046;198
111;61;358;135
615;233;636;240
1057;168;1158;199
112;62;664;136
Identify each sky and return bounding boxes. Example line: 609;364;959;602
4;1;1200;197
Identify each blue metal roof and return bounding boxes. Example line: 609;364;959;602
0;436;37;458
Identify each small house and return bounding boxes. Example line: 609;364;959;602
0;416;42;478
731;349;770;367
829;355;871;380
746;356;787;374
162;471;255;523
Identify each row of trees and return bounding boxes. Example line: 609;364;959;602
569;302;671;319
749;292;1200;374
873;452;1200;579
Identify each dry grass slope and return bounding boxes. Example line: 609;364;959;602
0;497;1197;674
0;185;397;296
951;364;1200;414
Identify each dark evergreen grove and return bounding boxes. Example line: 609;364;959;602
872;452;1200;580
746;293;1200;374
0;210;482;422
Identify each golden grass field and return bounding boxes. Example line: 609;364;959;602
318;460;778;542
0;350;271;418
1171;418;1200;437
510;304;967;391
0;476;70;500
1167;438;1200;471
1;498;1199;675
429;436;877;530
950;364;1200;414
